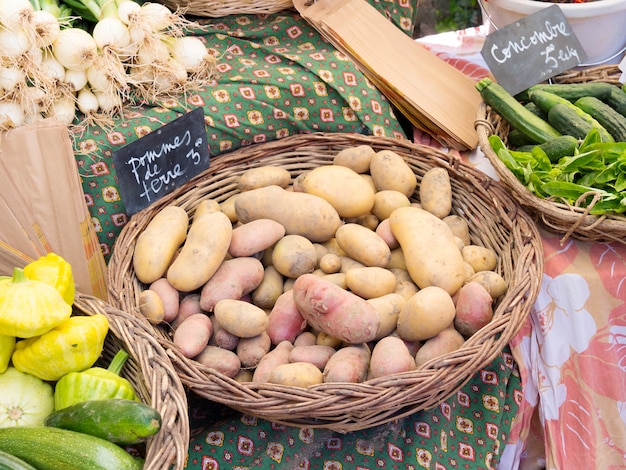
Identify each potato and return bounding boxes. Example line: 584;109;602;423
289;345;336;370
209;316;240;350
323;344;371;383
234;185;342;242
316;331;342;348
251;265;284;310
234;369;254;383
397;286;456;342
172;293;203;328
463;262;476;283
367;293;406;340
394;280;419;301
236;332;271;368
414;328;465;368
269;362;324;387
313;243;329;262
419;167;452;218
345;267;397;299
214;299;268;338
389;206;465;295
335;223;391;268
299;165;375;218
266;290;307;345
369;336;416;379
148;278;179;323
167;210;232;292
228;219;286;258
332;144;375;173
346;213;379;232
322;272;347;289
319;253;342;274
271;234;318;278
469;271;508;299
194;199;221;218
138;289;165;324
133;205;189;284
293;331;317;347
293;274;381;344
369;149;417;197
238;166;291;191
387;248;407;271
454;281;493;337
195;345;241;378
443;215;471;247
252;340;293;383
375;218;399;250
339;256;366;274
173;313;213;358
219;194;239;222
199;257;265;311
462;245;498;273
371;190;411;221
322;238;346;257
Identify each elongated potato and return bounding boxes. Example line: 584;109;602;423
199;257;265;311
234;185;341;242
389;206;465;295
238;166;291;191
148;278;179;323
369;150;417;197
194;345;241;378
335;223;391;268
299;165;375;218
292;274;381;344
167;210;232;292
133;205;189;284
419;167;452;218
251;265;284;310
344;266;397;299
252;340;293;383
269;362;324;387
214;299;268;338
228;218;286;258
266;290;308;345
397;286;456;342
194;199;221;218
323;344;371;383
369;336;416;379
173;313;213;358
332;144;375;173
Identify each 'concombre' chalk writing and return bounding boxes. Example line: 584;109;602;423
490;20;571;64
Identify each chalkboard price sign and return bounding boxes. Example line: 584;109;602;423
481;4;587;96
113;107;210;215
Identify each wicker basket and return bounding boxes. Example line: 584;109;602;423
475;65;626;245
73;292;189;470
107;132;543;433
159;0;293;17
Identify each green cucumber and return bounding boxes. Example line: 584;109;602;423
476;77;561;144
606;86;626;118
529;89;614;142
0;450;38;470
548;103;594;140
516;82;614;102
519;135;579;163
575;96;626;141
44;398;162;445
0;427;142;470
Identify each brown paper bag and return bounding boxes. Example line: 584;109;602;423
0;119;108;300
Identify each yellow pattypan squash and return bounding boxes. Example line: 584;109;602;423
12;313;109;382
0;268;72;338
0;334;15;373
23;253;76;306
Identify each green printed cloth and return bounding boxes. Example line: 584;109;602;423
73;4;414;263
186;348;521;469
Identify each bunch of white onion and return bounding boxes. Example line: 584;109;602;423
0;0;216;131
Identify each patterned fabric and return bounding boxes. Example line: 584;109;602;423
186;348;521;470
72;7;413;263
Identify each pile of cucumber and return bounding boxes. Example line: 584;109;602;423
476;78;626;216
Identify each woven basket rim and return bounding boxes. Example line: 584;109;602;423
107;132;543;433
475;64;626;245
158;0;294;17
74;292;189;470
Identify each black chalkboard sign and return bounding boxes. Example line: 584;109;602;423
113;107;210;215
481;5;587;96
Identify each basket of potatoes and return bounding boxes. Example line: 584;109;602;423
107;132;543;432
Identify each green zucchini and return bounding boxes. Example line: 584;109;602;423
476;77;561;144
0;450;37;470
0;426;142;470
516;82;614;102
606;86;626;118
44;398;162;445
529;89;614;142
506;128;535;148
575;96;626;142
548;103;594;140
518;135;579;163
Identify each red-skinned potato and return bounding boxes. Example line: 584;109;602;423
288;344;336;370
266;290;307;345
228;218;286;258
252;340;293;383
173;313;213;358
195;345;241;378
236;332;272;368
323;344;371;383
209;316;240;350
369;336;416;379
172;293;203;329
414;328;465;368
148;278;179;323
454;281;493;337
292;274;381;344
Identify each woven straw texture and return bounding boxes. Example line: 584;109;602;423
108;132;543;433
159;0;293;17
476;65;626;245
73;292;189;470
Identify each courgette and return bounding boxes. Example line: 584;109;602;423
518;135;579;163
0;450;37;470
476;77;561;144
516;82;614;102
529;89;614;142
606;86;626;118
0;426;142;470
44;398;162;445
575;96;626;141
548;103;594;140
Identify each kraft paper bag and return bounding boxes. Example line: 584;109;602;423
0;119;108;300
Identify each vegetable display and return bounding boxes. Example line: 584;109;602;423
477;78;626;217
132;146;510;386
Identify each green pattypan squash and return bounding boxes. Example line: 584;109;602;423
0;367;54;428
